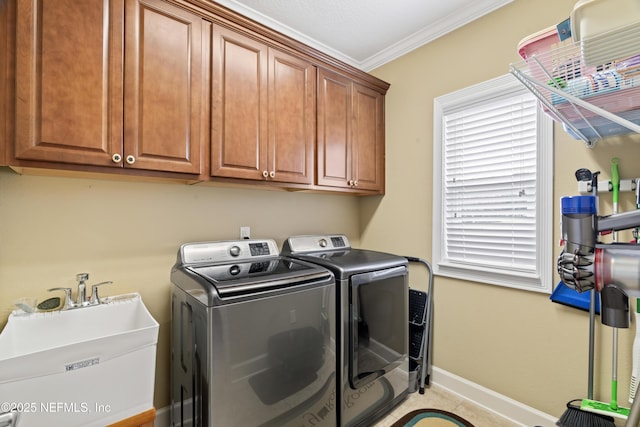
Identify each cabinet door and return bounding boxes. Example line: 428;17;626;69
352;83;384;192
211;25;268;180
125;0;207;173
317;68;352;189
268;49;316;184
15;0;123;166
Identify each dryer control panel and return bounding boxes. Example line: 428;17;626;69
282;234;351;254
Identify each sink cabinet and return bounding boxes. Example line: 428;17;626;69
13;0;206;174
317;68;385;193
211;25;316;185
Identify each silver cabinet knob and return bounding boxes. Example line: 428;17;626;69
125;155;136;165
262;170;269;178
112;153;122;163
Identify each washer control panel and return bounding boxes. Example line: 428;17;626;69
180;239;279;264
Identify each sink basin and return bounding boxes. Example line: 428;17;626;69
0;293;158;427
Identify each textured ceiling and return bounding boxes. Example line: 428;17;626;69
214;0;513;71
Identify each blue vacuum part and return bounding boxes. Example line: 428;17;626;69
561;195;597;214
551;281;600;314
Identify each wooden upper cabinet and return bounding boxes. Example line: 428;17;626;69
124;0;207;174
211;25;268;180
14;0;206;174
317;68;385;193
352;83;385;192
317;69;352;189
15;0;124;166
211;25;316;184
268;49;316;184
8;0;385;191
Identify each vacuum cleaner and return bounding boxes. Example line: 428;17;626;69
557;195;640;297
556;177;640;420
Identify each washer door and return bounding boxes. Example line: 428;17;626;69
349;265;407;389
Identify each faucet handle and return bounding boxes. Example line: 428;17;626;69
48;287;74;309
90;281;113;305
76;273;89;283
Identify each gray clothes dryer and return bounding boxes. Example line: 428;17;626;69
282;235;409;427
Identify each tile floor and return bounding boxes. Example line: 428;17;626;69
372;384;521;427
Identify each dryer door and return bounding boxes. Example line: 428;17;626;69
349;265;408;389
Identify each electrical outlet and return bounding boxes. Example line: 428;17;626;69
240;226;251;240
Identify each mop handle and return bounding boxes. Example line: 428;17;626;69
611;158;620;410
613;327;619;410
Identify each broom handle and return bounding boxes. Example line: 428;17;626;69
588;170;599;400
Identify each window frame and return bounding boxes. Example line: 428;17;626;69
432;74;554;293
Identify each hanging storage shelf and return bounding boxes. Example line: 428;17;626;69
510;23;640;147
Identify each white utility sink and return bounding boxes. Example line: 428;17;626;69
0;293;159;427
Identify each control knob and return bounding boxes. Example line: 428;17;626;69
229;245;241;257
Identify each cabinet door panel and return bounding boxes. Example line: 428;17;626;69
15;0;123;165
317;69;351;188
352;84;384;192
125;0;206;173
269;49;316;184
211;26;268;179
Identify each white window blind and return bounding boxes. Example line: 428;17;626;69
433;74;553;293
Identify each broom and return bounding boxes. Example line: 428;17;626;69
557;399;615;426
557;169;615;427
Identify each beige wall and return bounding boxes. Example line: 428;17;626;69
0;168;360;409
363;0;640;419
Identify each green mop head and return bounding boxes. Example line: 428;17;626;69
581;397;630;419
557;400;615;427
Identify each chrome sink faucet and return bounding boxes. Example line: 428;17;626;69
49;273;113;310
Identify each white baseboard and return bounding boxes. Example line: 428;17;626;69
154;366;559;427
431;366;558;427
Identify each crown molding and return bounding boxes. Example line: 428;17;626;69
213;0;513;71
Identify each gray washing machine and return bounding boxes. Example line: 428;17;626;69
282;235;409;427
171;239;337;426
